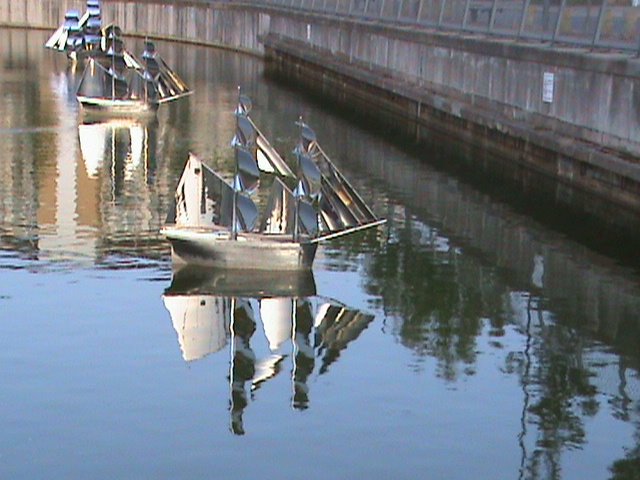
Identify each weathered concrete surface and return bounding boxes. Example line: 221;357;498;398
260;13;640;213
2;0;640;213
0;0;270;55
262;34;640;212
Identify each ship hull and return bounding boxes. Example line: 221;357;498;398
77;96;158;118
165;264;317;297
162;226;318;271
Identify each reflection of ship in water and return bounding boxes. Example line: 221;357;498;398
162;267;375;435
1;30;178;265
77;118;170;259
78;118;156;180
51;61;84;110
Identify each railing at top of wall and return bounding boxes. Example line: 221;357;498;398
229;0;640;55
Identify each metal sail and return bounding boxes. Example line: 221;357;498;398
45;6;86;52
233;190;259;232
45;9;81;52
319;153;378;225
290;120;322;241
77;55;148;104
108;73;129;100
260;177;317;236
297;199;319;235
75;24;170;111
45;25;68;50
315;161;379;232
294;119;317;154
102;27;146;84
156;55;191;98
235;94;252;116
255;131;294;177
142;41;191;103
94;30;132;100
46;1;102;54
128;70;157;104
295;151;321;199
103;29;128;71
228;91;265;237
168;153;257;232
235;147;260;194
82;0;102;51
232;116;257;149
100;24;122;52
232;93;294;178
76;58;107;98
318;179;360;230
260;177;294;234
294;120;384;240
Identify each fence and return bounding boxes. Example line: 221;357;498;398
253;0;640;53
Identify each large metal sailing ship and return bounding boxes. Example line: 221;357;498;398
161;92;385;270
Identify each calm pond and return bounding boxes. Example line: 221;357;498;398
0;28;639;480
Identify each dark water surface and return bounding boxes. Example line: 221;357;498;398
1;29;639;480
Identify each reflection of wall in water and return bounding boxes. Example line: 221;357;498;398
0;29;57;254
1;29;104;260
321;121;640;477
322;117;640;342
151;41;263;172
353;190;640;477
36;68;99;260
0;28;247;262
81;122;158;251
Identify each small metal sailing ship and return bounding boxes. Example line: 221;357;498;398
46;0;191;116
45;0;103;61
161;91;385;271
75;26;191;116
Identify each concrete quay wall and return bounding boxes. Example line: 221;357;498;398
261;16;640;213
2;0;640;212
0;0;270;55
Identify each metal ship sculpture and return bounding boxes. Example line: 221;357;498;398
45;0;103;60
75;26;191;116
162;266;374;434
161;92;385;271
